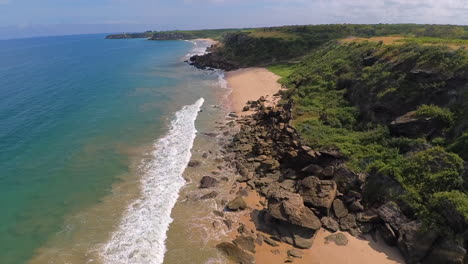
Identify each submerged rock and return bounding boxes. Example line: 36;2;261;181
227;196;248;211
199;176;218;188
216;242;255;264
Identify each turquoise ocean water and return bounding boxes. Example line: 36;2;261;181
0;34;221;263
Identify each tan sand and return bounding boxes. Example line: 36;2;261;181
226;68;283;114
224;67;404;264
230;187;405;264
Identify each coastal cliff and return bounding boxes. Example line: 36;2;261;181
191;26;468;264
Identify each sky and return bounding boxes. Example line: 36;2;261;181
0;0;467;39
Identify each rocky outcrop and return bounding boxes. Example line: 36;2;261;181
268;190;321;230
298;176;337;210
189;52;240;71
220;95;466;262
216;242;255;264
389;111;440;138
397;221;438;264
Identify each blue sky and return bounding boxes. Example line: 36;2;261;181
0;0;467;39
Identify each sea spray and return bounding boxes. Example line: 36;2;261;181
101;98;204;264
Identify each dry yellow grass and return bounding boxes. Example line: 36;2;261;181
340;36;404;45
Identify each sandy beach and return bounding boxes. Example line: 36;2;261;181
226;68;283;114
225;67;405;264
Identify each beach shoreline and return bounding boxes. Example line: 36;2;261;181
218;67;405;264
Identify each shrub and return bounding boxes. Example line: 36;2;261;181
448;133;468;160
415;104;454;127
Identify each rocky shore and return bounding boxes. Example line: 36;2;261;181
205;95;465;263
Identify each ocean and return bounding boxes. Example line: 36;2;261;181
0;34;228;263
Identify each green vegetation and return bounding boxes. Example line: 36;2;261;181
150;28;244;40
215;24;468;66
415;104;454;127
449;133;468;160
275;40;468;231
398;37;468;48
267;64;295;79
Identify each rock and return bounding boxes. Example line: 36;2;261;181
397;221;438;264
268;190;321;230
243;106;250;112
263;236;279;247
298;176;337;210
357;210;381;223
223;219;234;229
233;235;256;253
227;196;248;211
379;223;398;246
287;249;304;258
377;202;409;231
201;191;218;199
321;217;340;232
321;166;335;178
339;214;357;231
423;238;466;264
333;166;360;193
188;160;201;167
202;152;209;158
255;234;263;246
213;211;224;217
389;111;441;138
216;242;255;264
199;176;218;188
333;199;349;218
325;233;349;246
301;164;323;174
349;200;364;212
293;232;315;249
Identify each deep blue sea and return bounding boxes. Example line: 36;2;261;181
0;34;222;263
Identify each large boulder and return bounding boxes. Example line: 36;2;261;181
268;190;321;230
227;196;248;211
333;199;349;218
333;166;360;193
423;238;466;264
216;242;255;264
199;176;218;188
389;111;441;138
397;221;438;264
298;176;337;210
233;235;256;253
377;202;409;231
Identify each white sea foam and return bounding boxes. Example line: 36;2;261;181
185;40;211;59
100;98;205;264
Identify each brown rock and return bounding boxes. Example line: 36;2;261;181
216;242;255;264
199;176;218;188
325;233;348;246
333;199;349;218
227;196;248;211
268;190;321;230
298;176;337;210
233;235;256;253
321;217;339;232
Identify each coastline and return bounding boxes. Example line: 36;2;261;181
216;67;405;264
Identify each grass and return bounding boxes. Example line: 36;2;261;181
267;64;295;78
281;40;468;232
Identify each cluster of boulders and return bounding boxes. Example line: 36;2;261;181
215;98;466;264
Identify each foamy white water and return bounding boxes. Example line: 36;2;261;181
100;98;205;264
